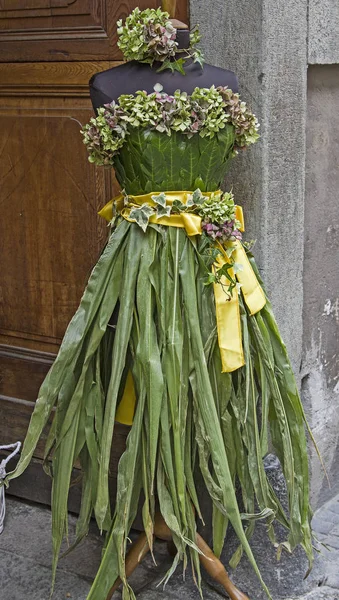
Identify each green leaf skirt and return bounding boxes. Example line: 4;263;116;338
5;220;313;599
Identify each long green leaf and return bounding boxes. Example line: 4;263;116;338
87;346;146;599
136;227;164;493
95;225;144;530
179;235;271;599
6;220;129;484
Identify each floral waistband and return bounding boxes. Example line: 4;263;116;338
98;189;244;237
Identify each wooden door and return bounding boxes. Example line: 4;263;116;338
0;0;188;507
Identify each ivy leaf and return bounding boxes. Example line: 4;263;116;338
152;192;167;207
156;59;173;73
172;199;187;213
217;262;235;282
171;59;186;75
156;204;171;218
204;272;216;286
129;204;154;232
186;194;195;208
209;248;222;262
193;51;205;69
192;188;205;205
157;58;186;75
225;245;236;259
199;245;221;267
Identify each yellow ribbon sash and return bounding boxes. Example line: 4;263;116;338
99;190;266;424
99;191;204;236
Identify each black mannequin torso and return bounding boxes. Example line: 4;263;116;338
89;29;238;112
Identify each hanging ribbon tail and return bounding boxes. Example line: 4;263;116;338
232;241;266;315
214;263;245;373
215;240;266;373
115;370;136;426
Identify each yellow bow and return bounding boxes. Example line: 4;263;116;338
99;191;266;424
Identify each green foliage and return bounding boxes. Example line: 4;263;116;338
123;184;243;299
218;86;260;149
117;8;173;63
4;222;314;600
113;127;235;194
129;203;154;232
197;235;237;298
125;187;239;231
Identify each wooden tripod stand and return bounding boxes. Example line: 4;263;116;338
106;513;250;600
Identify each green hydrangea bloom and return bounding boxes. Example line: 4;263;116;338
117;8;174;64
80;86;260;167
197;191;237;223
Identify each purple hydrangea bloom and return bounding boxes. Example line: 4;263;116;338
203;219;242;244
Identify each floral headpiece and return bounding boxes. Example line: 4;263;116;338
117;7;204;74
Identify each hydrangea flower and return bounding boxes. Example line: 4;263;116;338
81;87;260;166
203;220;242;243
116;7;203;74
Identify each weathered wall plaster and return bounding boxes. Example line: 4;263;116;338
190;0;308;377
188;1;339;594
302;65;339;507
190;2;339;510
309;0;339;64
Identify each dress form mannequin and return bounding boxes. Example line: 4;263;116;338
88;14;249;600
89;26;238;111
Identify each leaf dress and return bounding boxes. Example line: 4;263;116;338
4;103;313;600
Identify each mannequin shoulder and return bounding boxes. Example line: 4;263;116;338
192;62;239;93
89;63;137;111
89;62;158;109
89;61;239;111
89;62;130;89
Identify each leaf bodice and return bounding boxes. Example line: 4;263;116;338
81;86;259;187
113;126;236;194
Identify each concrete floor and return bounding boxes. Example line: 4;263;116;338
0;495;338;600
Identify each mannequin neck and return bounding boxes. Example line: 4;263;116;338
175;28;190;51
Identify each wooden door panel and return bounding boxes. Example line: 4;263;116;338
0;0;188;507
0;62;116;97
0;0;169;62
1;115;100;341
0;346;53;403
0;106;107;343
0;62;118;487
0;389;131;474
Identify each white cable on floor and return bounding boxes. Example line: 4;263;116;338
0;442;21;534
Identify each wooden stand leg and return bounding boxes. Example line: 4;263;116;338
106;532;150;600
153;513;250;600
106;514;250;600
196;532;250;600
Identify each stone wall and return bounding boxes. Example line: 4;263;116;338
189;0;339;508
302;66;339;506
